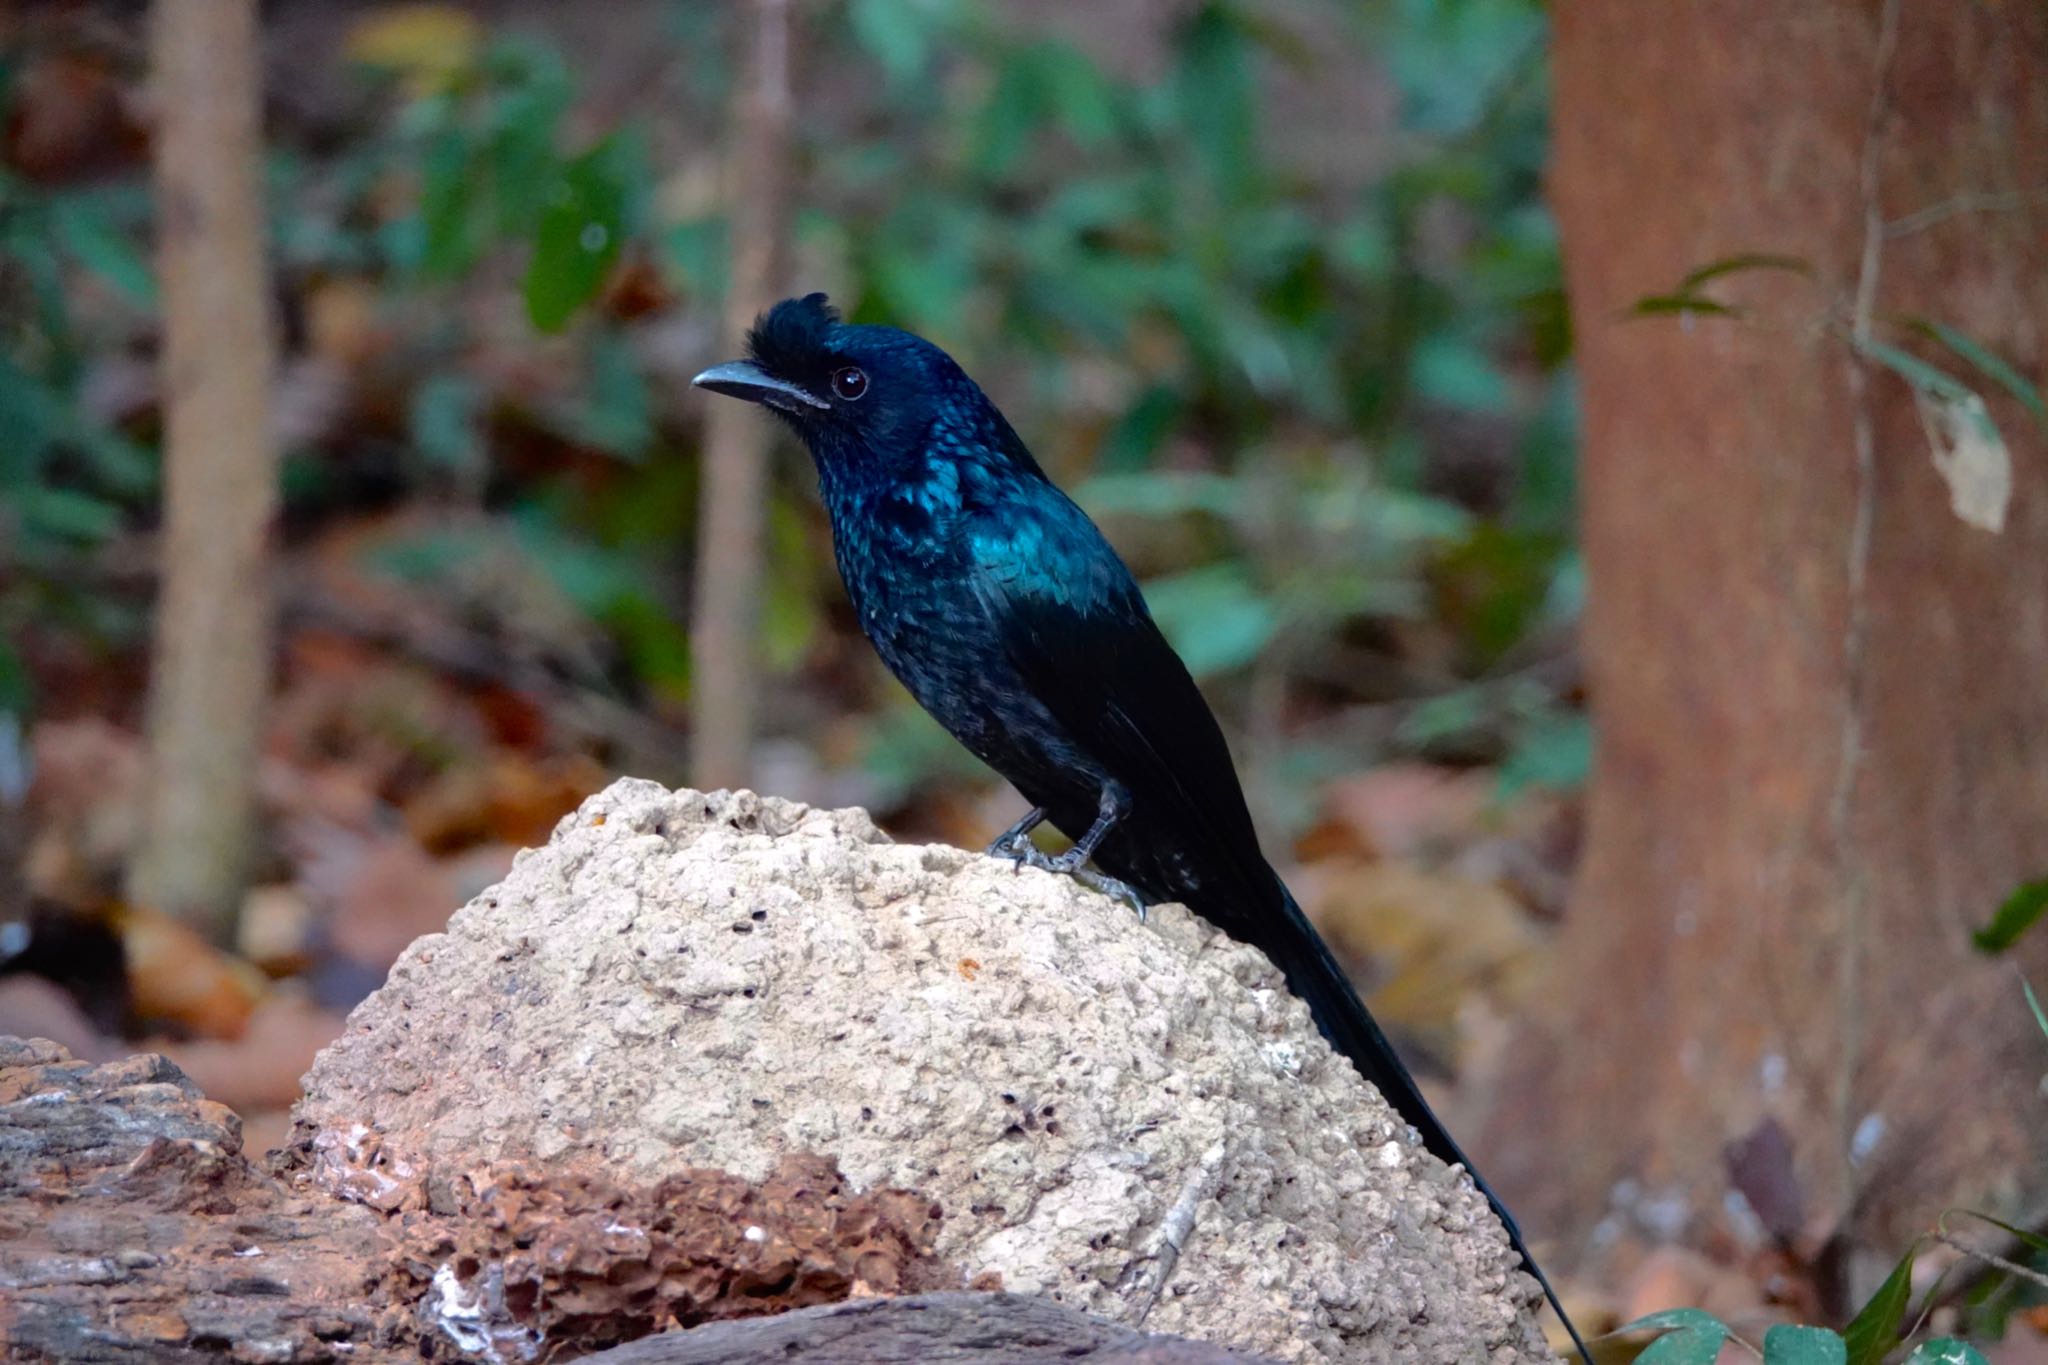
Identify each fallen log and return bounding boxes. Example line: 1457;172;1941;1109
577;1291;1262;1363
0;1036;391;1361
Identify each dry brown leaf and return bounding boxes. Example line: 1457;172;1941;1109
237;883;318;977
1296;763;1493;864
118;904;266;1040
1303;859;1548;1060
342;4;482;93
303;277;383;370
402;751;607;853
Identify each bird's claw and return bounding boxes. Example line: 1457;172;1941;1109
1073;869;1148;922
987;833;1055;871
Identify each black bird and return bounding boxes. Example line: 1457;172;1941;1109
695;293;1588;1362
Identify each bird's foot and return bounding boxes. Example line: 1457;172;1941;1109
984;841;1147;921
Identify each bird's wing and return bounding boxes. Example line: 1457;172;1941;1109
965;492;1272;912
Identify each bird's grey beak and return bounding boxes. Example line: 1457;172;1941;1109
691;360;830;413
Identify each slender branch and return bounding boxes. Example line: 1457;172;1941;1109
1884;188;2047;239
1827;0;1901;1219
1933;1232;2048;1295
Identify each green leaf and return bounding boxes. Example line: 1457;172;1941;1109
1141;563;1278;677
563;326;651;458
408;374;481;471
1499;711;1593;797
967;56;1041;179
1076;470;1240;520
1619;1308;1729;1365
659;216;728;297
1903;1339;1989;1365
761;500;820;673
523;137;626;332
0;353;60;472
68;421;156;498
1397;686;1488;751
1033;41;1119;147
418;118;479;278
849;0;945;85
1853;338;1981;409
2028;977;2048;1044
1627;255;1811;320
21;485;123;542
1628;293;1742;319
1762;1324;1846;1365
1096;385;1183;473
49;195;155;305
1901;317;2047;427
1676;252;1814;292
1411;332;1511;413
0;644;28;714
1974;879;2048;952
1173;2;1256;198
1843;1241;1920;1365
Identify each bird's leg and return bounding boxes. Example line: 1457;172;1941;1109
986;806;1047;861
1046;782;1128;872
1041;784;1149;921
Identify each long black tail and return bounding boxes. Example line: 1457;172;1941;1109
1271;884;1592;1365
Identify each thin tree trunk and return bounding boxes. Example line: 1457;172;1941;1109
1485;0;2048;1298
689;0;796;792
128;0;279;941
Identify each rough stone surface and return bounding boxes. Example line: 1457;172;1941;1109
289;780;1552;1364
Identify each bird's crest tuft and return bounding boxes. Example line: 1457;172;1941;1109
747;292;840;380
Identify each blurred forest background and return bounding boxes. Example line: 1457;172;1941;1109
3;0;2047;1358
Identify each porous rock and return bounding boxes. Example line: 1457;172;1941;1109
373;1151;964;1357
289;780;1552;1363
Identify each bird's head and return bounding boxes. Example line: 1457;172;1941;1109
692;293;1028;485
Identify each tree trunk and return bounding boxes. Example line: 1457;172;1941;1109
1486;0;2048;1291
689;0;796;792
128;0;279;941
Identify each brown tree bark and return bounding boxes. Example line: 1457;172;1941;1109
0;1038;389;1360
689;0;797;792
580;1293;1266;1364
1485;0;2048;1292
128;0;280;940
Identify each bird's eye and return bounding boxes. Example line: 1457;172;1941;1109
831;367;869;401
